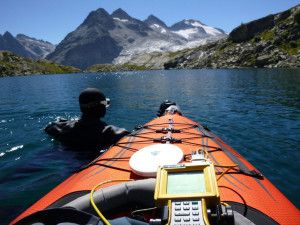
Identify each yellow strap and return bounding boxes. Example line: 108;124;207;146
217;167;230;181
201;199;211;225
215;164;238;181
90;179;133;225
221;201;230;207
214;164;238;168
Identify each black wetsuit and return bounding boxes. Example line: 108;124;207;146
45;117;129;151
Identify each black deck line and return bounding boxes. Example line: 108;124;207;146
200;126;277;202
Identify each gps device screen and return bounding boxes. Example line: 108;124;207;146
167;171;205;194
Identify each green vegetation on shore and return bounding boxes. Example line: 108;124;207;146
87;63;151;72
0;51;154;77
0;51;80;77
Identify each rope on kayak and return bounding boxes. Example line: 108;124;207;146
184;149;248;181
214;164;263;179
92;162;132;172
94;156;131;161
125;121;212;145
117;139;160;144
134;122;200;134
215;164;239;181
180;130;213;137
155;127;181;133
216;169;264;179
140;122;198;127
180;135;212;140
218;185;248;216
127;134;157;140
118;136;215;145
113;144;140;152
153;137;182;143
90;179;133;225
180;140;223;150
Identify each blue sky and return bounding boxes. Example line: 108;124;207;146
1;0;299;44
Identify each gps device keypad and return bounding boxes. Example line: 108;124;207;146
170;200;204;225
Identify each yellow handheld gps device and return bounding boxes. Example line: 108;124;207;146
154;162;220;225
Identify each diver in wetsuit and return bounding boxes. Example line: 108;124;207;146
157;100;182;117
45;88;129;153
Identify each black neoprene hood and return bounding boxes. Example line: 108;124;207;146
79;88;106;118
79;88;105;104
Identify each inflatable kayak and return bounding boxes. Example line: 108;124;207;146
11;105;299;225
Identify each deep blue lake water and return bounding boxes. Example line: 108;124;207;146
0;69;299;224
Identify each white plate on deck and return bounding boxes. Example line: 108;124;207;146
129;144;184;177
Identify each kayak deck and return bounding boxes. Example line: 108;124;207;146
11;114;300;225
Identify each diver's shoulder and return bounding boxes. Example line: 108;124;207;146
45;118;79;134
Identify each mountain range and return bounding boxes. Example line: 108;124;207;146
2;5;299;74
46;8;226;69
1;8;226;69
0;32;55;59
16;34;55;59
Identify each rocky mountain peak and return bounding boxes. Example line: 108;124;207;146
90;8;110;18
16;34;55;59
170;19;226;41
3;31;14;39
16;34;52;45
0;31;34;58
185;19;204;25
82;8;114;29
111;8;132;21
171;19;203;30
16;34;28;39
144;15;167;28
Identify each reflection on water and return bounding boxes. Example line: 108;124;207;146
0;69;299;223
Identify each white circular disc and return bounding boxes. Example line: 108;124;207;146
129;144;183;177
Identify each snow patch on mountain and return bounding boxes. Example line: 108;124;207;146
170;19;226;41
114;17;227;64
150;24;167;34
113;17;129;23
189;21;223;36
172;28;199;39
